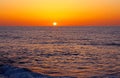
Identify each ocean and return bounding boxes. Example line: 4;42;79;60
0;26;120;78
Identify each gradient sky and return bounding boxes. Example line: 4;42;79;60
0;0;120;26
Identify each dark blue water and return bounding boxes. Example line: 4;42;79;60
0;26;120;78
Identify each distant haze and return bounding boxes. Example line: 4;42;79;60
0;0;120;26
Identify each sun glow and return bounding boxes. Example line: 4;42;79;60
53;22;57;26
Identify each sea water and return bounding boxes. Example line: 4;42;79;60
0;26;120;78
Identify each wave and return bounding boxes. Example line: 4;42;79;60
0;65;75;78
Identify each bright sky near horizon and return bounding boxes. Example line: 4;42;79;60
0;0;120;26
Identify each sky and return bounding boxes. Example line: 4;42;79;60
0;0;120;26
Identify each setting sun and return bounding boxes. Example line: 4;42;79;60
53;22;57;26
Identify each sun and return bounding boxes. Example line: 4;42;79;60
53;22;57;26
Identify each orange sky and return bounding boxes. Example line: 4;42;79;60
0;0;120;26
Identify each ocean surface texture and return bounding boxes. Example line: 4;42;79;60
0;26;120;78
